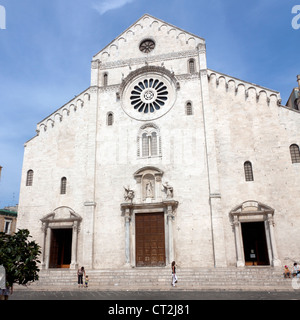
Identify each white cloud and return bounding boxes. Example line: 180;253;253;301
93;0;136;15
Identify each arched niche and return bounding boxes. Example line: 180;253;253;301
133;166;164;203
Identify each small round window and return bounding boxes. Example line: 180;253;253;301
139;39;155;53
130;78;168;114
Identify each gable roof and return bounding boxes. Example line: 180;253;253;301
93;13;205;59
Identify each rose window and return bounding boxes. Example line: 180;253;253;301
139;40;155;53
130;79;169;114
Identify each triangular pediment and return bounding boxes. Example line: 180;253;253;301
41;206;82;223
230;201;274;215
93;14;205;63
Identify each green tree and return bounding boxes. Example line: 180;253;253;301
0;229;41;292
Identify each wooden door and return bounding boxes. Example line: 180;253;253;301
49;229;72;268
136;213;166;267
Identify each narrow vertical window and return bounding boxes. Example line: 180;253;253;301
104;73;108;87
142;133;149;157
244;162;254;181
290;144;300;163
151;132;158;156
186;102;193;115
107;112;114;126
26;170;34;186
188;59;195;73
60;177;67;195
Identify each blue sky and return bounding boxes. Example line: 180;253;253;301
0;0;299;207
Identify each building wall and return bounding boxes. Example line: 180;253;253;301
17;14;300;270
0;211;17;235
208;71;300;266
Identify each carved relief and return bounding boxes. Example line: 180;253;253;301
144;174;155;199
162;181;173;199
124;186;135;203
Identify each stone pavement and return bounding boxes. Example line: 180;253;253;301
9;289;300;300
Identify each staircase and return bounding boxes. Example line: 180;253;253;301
15;267;295;292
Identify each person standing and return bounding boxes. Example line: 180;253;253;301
84;275;89;288
77;266;85;288
171;261;177;287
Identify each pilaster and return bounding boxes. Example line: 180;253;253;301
198;42;226;267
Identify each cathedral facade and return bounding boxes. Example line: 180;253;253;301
17;14;300;270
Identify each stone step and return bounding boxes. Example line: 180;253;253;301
15;267;293;291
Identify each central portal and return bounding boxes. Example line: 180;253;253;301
135;213;166;267
49;229;73;268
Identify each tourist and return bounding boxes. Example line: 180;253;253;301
284;265;291;278
292;263;300;278
171;261;177;287
84;275;89;288
77;266;85;288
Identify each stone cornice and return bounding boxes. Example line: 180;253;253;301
121;200;179;216
97;49;199;70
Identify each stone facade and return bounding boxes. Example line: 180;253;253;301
17;14;300;270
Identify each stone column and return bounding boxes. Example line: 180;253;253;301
70;222;78;270
233;217;244;267
125;209;131;265
121;205;132;266
44;225;52;270
267;214;281;267
41;223;48;270
166;204;175;264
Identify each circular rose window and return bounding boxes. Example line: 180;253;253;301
130;79;168;113
121;68;177;121
139;39;155;53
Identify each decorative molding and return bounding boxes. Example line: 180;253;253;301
120;200;178;216
93;13;205;61
35;88;91;137
119;65;178;94
100;49;199;70
207;69;281;105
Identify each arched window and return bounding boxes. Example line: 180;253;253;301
26;170;34;186
244;162;254;181
290;144;300;163
103;73;108;87
186;102;193;115
60;177;67;195
188;59;196;73
138;124;161;158
107;112;114;126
